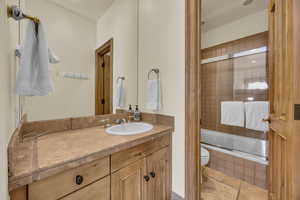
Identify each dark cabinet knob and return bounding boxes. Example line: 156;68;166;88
75;175;84;185
150;172;156;178
144;175;150;182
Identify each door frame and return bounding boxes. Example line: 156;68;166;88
95;39;114;115
185;0;201;199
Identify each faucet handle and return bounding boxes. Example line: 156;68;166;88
115;119;122;124
98;118;109;123
97;118;111;127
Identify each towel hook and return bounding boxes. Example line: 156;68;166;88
148;68;160;80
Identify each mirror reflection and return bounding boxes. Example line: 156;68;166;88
22;0;139;121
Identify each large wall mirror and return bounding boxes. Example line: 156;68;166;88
22;0;139;121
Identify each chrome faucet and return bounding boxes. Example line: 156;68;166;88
115;118;127;124
97;119;111;128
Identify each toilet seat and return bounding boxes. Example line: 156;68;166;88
201;147;210;166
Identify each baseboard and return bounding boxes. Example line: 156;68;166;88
172;192;184;200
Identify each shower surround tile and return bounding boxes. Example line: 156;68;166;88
206;148;267;189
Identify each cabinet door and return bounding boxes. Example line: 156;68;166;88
61;176;110;200
111;159;147;200
146;147;171;200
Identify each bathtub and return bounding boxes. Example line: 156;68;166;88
201;129;268;189
201;129;268;164
201;143;268;165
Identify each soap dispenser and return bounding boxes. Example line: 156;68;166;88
128;104;133;114
127;104;134;122
133;105;141;121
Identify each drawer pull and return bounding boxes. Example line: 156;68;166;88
150;172;156;178
144;175;150;182
133;152;143;157
75;175;84;185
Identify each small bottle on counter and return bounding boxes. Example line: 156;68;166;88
128;104;134;122
128;104;133;114
133;105;141;121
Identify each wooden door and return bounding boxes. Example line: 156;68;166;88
111;159;147;200
268;129;288;200
146;148;171;200
96;54;112;115
268;0;292;199
61;177;110;200
95;39;113;115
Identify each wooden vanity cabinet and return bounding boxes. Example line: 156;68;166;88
111;147;171;200
111;159;147;200
60;176;110;200
28;157;110;200
11;134;171;200
146;147;170;200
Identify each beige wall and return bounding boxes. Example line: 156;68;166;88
0;0;20;199
24;0;96;121
138;0;185;197
202;10;268;49
97;0;138;110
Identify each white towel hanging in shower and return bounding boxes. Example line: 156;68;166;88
16;21;54;96
245;101;269;132
221;101;245;127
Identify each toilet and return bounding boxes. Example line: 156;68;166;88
201;147;210;166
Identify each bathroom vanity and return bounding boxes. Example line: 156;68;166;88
8;113;174;200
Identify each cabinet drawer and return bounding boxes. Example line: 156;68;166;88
61;176;110;200
111;135;170;172
29;156;109;200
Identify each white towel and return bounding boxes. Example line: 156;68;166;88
15;45;60;64
115;78;125;108
16;21;54;96
221;101;245;127
146;79;162;111
245;101;269;132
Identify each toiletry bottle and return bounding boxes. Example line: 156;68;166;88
128;104;134;122
134;105;141;121
128;104;133;114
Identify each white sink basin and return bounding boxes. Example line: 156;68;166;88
106;122;153;136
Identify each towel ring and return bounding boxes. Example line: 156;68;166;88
148;68;160;80
117;76;125;82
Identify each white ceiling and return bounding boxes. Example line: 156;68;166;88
46;0;114;21
202;0;268;31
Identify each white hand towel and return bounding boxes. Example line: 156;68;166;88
15;45;60;64
16;21;54;96
221;101;245;127
146;79;162;111
115;78;125;108
245;101;269;132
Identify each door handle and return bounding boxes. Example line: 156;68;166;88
262;118;271;123
264;113;287;123
278;114;287;121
